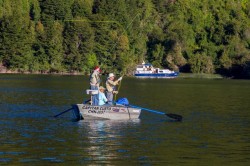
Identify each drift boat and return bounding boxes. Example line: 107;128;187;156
134;62;178;78
54;87;182;121
72;104;141;120
71;90;141;120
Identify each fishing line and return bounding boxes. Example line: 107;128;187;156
65;14;139;76
109;13;140;52
65;13;140;54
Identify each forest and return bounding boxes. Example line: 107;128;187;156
0;0;250;78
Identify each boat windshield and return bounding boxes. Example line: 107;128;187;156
137;65;144;68
144;63;152;66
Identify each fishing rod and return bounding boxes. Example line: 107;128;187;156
66;14;140;100
114;72;124;101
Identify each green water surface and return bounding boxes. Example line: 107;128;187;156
0;74;249;165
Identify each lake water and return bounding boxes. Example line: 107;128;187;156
0;74;250;165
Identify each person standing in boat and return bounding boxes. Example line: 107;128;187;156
98;86;108;105
90;66;101;105
106;73;122;105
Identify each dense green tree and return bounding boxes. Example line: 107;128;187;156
71;0;94;17
39;0;73;22
0;0;250;78
30;0;41;22
0;0;35;71
47;22;64;72
32;21;50;72
63;17;95;73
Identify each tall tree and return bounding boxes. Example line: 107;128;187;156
0;0;35;71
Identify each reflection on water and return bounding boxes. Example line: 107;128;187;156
0;74;250;165
77;120;141;163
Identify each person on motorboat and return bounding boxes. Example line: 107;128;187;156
89;66;101;105
106;73;122;105
98;86;108;106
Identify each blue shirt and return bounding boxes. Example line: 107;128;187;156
98;91;108;105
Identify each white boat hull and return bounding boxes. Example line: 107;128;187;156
72;104;141;120
134;63;179;78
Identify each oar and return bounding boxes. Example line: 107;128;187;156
54;108;72;118
128;104;183;121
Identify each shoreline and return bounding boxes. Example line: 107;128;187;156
0;69;84;76
0;70;226;79
178;73;224;79
0;66;232;79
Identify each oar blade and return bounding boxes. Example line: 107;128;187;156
166;113;183;121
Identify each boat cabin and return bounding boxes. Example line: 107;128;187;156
135;63;175;74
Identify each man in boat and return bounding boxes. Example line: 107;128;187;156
98;86;108;106
90;66;101;105
106;73;122;105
